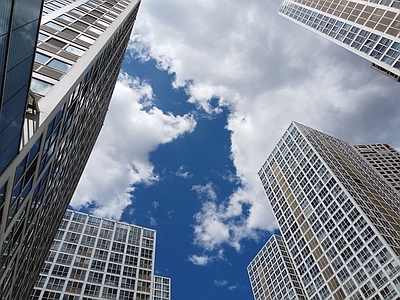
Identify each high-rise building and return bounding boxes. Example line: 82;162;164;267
247;234;307;300
152;275;171;300
0;0;141;298
353;143;400;193
256;122;400;299
278;0;400;82
0;0;44;174
31;210;171;300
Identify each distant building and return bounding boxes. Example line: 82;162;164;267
0;0;142;298
353;143;400;193
153;275;171;300
247;234;307;300
31;210;171;300
252;122;400;299
278;0;400;82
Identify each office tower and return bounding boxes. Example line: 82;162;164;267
278;0;400;82
247;234;307;300
31;210;171;300
0;0;44;174
354;143;400;193
0;0;141;299
153;275;171;300
257;122;400;299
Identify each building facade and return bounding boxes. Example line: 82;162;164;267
247;234;307;300
31;210;171;300
353;143;400;193
0;0;141;298
278;0;400;81
256;122;400;299
0;0;44;174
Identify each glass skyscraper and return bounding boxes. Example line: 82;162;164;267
278;0;400;81
31;210;171;300
0;0;141;298
0;0;44;174
252;122;400;299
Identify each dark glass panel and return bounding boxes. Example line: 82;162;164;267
11;0;42;30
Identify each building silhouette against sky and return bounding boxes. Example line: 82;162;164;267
0;0;141;298
31;210;170;300
278;0;400;82
250;122;400;299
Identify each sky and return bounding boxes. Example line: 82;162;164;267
71;0;400;299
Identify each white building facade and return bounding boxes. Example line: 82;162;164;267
256;122;400;299
278;0;400;81
31;210;171;300
248;234;307;300
0;0;141;298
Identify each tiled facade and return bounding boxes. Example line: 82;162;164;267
0;1;141;299
31;210;170;300
247;234;307;300
278;0;400;82
354;143;400;193
256;122;400;299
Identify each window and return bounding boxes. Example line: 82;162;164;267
84;284;100;297
46;277;66;291
107;263;121;274
102;287;118;299
105;274;120;287
90;260;105;271
123;266;137;277
48;59;71;72
348;257;360;273
52;265;69;277
121;278;135;289
337;267;350;282
354;269;368;284
35;53;51;64
87;271;103;284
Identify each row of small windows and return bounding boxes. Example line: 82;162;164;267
279;3;400;70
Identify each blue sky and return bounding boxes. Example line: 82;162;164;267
71;0;400;299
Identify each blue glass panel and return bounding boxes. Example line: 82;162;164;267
15;156;27;183
0;138;19;174
11;0;42;30
4;56;32;100
0;0;12;36
28;136;42;165
0;182;6;206
8;19;39;70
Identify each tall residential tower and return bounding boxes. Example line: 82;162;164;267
254;123;400;299
0;0;141;298
31;210;171;300
278;0;400;81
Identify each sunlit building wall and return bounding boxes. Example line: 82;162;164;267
0;0;141;298
278;0;400;82
257;122;400;299
247;234;307;300
31;210;170;300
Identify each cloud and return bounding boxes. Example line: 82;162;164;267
192;183;218;201
187;255;211;266
187;249;225;266
152;201;159;209
174;165;192;178
71;73;196;219
129;0;400;252
214;280;228;287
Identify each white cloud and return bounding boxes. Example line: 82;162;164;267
71;73;196;219
187;249;225;266
214;280;228;287
192;183;218;201
187;255;211;266
129;0;400;253
174;165;192;178
152;201;159;209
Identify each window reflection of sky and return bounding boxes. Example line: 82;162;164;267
30;78;53;96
